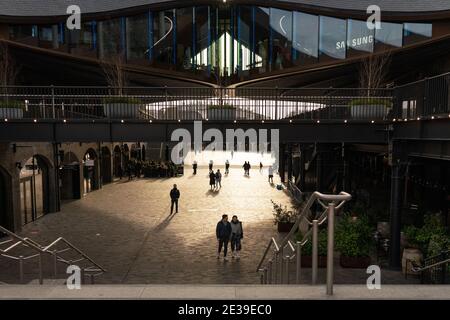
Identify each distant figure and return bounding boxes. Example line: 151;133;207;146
193;161;198;175
243;162;247;175
170;184;180;214
117;165;123;180
259;162;263;172
268;166;274;184
216;215;232;261
230;215;244;259
209;160;214;171
243;162;251;176
225;160;230;175
215;169;222;189
209;170;216;190
247;162;251;176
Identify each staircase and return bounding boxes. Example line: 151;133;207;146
256;183;351;295
0;226;106;285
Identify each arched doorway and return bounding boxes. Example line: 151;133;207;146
101;146;112;184
113;145;122;178
60;152;81;200
83;149;99;195
19;155;51;225
0;165;13;235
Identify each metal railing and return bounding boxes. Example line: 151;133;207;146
0;225;106;284
408;250;450;284
0;86;393;122
394;72;450;120
257;183;351;295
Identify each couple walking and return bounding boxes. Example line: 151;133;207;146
209;169;222;190
216;215;244;261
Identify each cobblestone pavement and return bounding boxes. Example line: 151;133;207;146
1;167;417;285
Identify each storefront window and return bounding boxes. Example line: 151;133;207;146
101;18;122;56
176;8;193;71
153;10;175;66
254;7;270;73
9;25;37;43
347;19;374;57
293;12;319;66
270;8;292;70
404;23;432;46
236;6;253;73
193;6;210;73
319;16;347;62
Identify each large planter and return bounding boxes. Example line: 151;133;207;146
402;248;423;275
350;105;387;120
0;108;23;119
277;222;295;233
301;255;327;268
207;108;236;121
340;255;371;268
104;103;141;119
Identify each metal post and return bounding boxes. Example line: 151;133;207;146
53;250;58;277
38;253;43;285
312;219;319;285
274;252;279;284
268;260;273;284
279;255;284;284
326;203;336;295
285;256;290;284
296;242;301;284
51;85;55;119
260;272;264;284
263;268;268;284
19;256;24;284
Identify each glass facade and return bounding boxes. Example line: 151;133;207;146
7;4;434;84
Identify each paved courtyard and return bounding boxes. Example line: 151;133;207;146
1;166;417;285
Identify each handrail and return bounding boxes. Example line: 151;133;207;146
256;238;280;271
412;258;450;273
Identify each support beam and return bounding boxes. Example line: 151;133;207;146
389;163;405;269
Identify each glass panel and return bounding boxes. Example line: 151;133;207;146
153;10;175;67
270;8;292;70
193;6;210;74
176;7;193;71
404;23;432;46
101;18;122;56
254;7;270;73
319;16;347;62
236;6;253;73
375;22;403;50
293;12;319;66
69;22;95;56
9;25;38;45
38;25;53;42
347;19;374;57
126;14;149;63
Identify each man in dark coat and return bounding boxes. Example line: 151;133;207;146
216;215;232;261
170;184;180;214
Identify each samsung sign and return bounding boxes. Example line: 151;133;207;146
336;35;374;50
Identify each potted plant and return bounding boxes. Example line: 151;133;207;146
295;229;328;268
271;200;295;233
335;213;373;268
103;97;143;119
349;98;392;120
0;100;24;119
207;104;236;121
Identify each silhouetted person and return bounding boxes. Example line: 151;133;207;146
209;170;216;190
117;165;123;180
170;184;180;214
215;169;222;189
260;162;263;172
209;160;214;171
216;214;232;261
268;166;274;184
193;161;198;175
225;160;230;175
230;215;244;259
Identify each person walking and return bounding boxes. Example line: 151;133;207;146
216;215;232;261
215;169;222;189
247;162;251;176
170;184;180;214
209;170;216;190
193;161;198;175
268;165;274;184
230;215;244;259
259;162;263;172
225;160;230;175
243;162;248;175
209;160;214;171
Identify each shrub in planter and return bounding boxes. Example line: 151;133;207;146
335;213;373;268
271;200;296;233
295;229;328;268
0;100;24;119
349;98;392;120
103;97;143;119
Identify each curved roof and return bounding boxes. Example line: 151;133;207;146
1;0;450;17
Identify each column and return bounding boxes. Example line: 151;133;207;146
97;21;104;59
389;163;405;269
279;143;286;183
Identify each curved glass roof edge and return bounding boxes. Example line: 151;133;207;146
5;3;442;85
